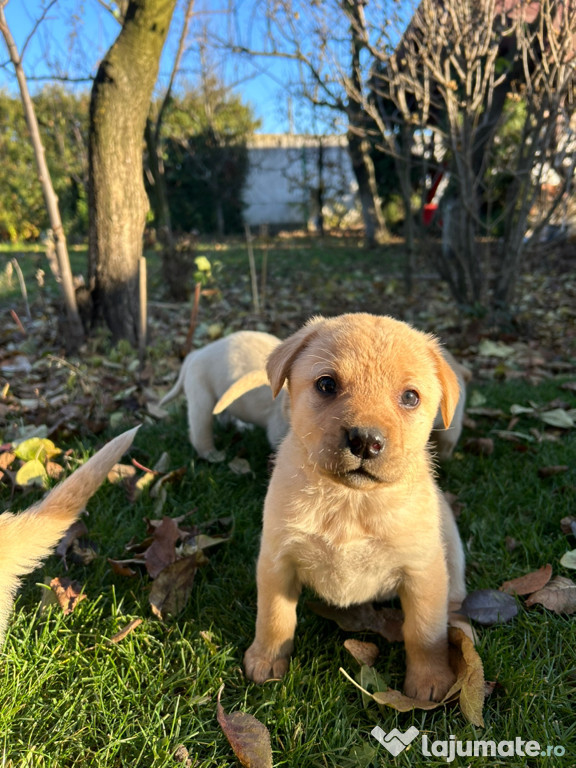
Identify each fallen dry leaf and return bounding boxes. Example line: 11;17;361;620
217;685;273;768
55;520;89;566
340;627;485;726
107;558;140;577
499;564;553;596
308;601;404;643
0;451;15;471
538;465;569;478
460;589;518;625
144;516;181;578
448;627;486;727
107;462;137;484
49;576;87;616
172;744;192;766
525;575;576;614
149;556;198;619
108;617;143;644
343;638;380;667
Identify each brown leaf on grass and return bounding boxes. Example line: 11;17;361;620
216;685;273;768
149;556;198;619
69;538;98;566
448;627;486;727
499;564;553;596
538;465;569;478
172;744;192;766
107;462;137;484
370;686;443;712
340;627;485;726
107;557;141;577
0;450;15;471
108;617;143;644
525;575;576;614
45;460;65;480
307;601;404;643
144;516;182;578
55;520;89;565
49;576;87;616
343;639;380;667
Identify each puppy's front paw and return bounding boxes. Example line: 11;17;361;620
404;663;456;702
244;644;290;683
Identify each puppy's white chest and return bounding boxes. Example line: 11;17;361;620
289;534;400;607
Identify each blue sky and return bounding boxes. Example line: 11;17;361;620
0;0;318;133
1;0;410;134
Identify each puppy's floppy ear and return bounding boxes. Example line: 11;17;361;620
267;317;324;397
429;342;461;428
213;369;269;415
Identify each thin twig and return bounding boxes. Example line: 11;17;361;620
10;257;30;319
244;224;260;314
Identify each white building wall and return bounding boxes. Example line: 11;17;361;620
243;135;358;228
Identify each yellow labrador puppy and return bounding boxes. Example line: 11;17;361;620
244;314;466;701
0;427;138;644
160;331;288;462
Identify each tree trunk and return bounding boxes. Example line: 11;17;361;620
89;0;177;345
344;0;388;248
0;4;84;353
145;116;183;298
346;127;387;247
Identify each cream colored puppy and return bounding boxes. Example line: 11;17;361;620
244;313;467;701
0;427;138;644
160;331;289;462
430;350;472;460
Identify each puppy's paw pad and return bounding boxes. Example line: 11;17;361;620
244;649;289;684
404;668;456;702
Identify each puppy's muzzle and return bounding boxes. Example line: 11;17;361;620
345;426;385;460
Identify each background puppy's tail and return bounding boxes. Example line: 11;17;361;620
0;426;139;642
159;359;188;407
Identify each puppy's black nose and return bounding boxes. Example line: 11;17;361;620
346;427;385;459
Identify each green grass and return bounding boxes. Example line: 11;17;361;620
1;377;576;767
1;237;575;765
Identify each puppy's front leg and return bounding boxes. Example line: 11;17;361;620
399;554;455;701
244;548;301;684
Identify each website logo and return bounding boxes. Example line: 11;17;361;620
371;726;419;756
370;726;566;763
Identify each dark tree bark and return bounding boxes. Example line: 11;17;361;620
89;0;177;345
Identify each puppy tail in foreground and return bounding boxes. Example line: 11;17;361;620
0;425;139;644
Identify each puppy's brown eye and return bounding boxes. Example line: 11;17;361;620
400;389;420;408
316;375;337;395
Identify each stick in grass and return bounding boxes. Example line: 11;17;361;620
10;257;31;320
244;224;260;314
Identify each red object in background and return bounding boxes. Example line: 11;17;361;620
422;203;438;226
